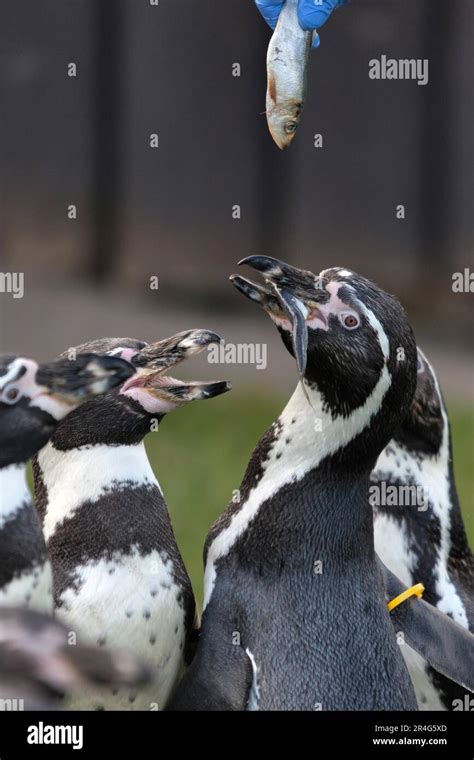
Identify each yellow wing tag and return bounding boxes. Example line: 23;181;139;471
387;583;425;613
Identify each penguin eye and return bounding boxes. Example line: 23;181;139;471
2;385;20;404
339;312;360;330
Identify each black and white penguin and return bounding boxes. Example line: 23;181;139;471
171;258;422;710
372;347;473;710
0;353;133;614
0;606;150;710
33;331;230;710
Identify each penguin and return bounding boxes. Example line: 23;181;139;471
372;347;474;710
32;331;230;710
0;606;150;710
171;257;422;710
0;353;134;614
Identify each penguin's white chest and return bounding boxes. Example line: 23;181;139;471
373;512;416;588
0;561;52;614
57;547;186;710
0;464;53;613
0;464;31;527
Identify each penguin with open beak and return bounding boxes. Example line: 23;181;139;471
121;329;231;413
33;330;230;710
169;258;474;710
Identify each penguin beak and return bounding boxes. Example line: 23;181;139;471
121;329;231;410
231;256;326;379
1;355;135;409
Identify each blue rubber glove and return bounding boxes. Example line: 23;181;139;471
255;0;348;48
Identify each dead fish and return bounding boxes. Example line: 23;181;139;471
266;0;312;149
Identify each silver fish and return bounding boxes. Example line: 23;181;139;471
265;0;312;149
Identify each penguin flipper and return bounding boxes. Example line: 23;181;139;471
379;560;474;692
168;642;253;711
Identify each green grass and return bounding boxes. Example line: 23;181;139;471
145;390;282;608
449;402;474;543
146;391;474;609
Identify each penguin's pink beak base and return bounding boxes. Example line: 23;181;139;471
120;329;231;412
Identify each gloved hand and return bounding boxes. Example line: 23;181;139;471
255;0;348;48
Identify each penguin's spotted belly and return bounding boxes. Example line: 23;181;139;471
35;426;198;710
58;548;186;710
0;559;52;613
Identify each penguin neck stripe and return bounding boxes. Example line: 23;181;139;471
203;362;392;609
349;291;390;360
37;441;161;542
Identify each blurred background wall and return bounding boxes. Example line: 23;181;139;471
1;0;472;598
1;0;473;341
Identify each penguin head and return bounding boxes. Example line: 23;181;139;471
232;257;417;462
49;332;231;447
394;348;445;456
0;353;135;466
